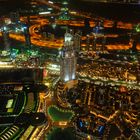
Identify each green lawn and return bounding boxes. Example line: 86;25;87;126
48;105;74;122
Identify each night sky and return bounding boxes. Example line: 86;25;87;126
70;0;140;23
0;0;31;15
0;0;140;22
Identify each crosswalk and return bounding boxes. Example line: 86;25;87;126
0;125;19;140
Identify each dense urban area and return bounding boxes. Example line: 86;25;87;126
0;0;140;139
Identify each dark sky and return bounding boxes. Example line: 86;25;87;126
70;0;140;23
0;0;31;14
0;0;140;23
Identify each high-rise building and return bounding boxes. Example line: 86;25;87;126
85;21;106;51
2;26;10;51
23;24;31;48
86;33;106;51
10;12;20;24
73;31;81;52
60;30;79;82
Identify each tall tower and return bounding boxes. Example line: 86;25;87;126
24;25;31;48
73;31;81;52
60;31;77;82
92;20;106;51
23;17;31;49
2;27;10;51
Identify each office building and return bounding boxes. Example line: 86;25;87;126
60;30;80;82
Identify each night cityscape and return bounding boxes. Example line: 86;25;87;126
0;0;140;140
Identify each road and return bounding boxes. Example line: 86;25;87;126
1;0;139;50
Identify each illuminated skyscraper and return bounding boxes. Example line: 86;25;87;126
60;30;78;82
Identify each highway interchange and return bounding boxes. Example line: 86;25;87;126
0;0;140;139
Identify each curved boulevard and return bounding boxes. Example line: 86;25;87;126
0;0;140;140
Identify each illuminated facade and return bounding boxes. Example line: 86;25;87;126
60;31;78;82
